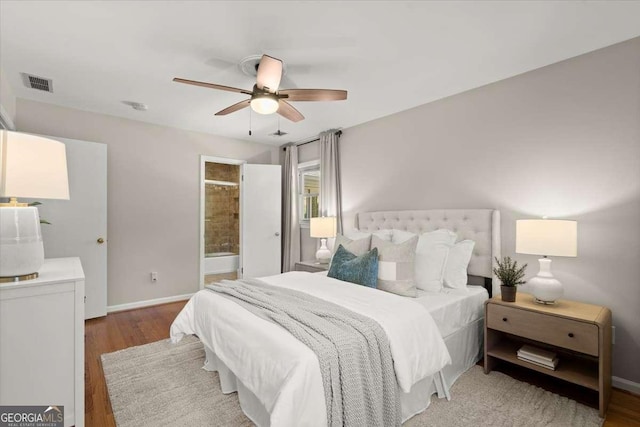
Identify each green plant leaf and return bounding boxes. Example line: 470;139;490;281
493;256;528;287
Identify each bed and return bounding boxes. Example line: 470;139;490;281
170;209;501;426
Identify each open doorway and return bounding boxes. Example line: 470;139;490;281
199;156;282;287
200;156;244;286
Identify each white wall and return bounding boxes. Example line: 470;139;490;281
339;38;640;383
15;99;278;306
0;67;16;128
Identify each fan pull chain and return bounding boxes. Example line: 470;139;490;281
249;108;252;136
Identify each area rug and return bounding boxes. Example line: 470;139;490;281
101;336;603;427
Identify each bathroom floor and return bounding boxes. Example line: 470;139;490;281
204;272;238;284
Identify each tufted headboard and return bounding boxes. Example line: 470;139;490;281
355;209;501;296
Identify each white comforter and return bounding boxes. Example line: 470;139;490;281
170;272;451;427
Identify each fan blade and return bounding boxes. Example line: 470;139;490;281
215;99;251;116
279;89;347;102
256;55;283;93
173;78;252;95
277;100;304;122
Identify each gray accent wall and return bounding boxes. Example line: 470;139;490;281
15;99;278;307
339;37;640;383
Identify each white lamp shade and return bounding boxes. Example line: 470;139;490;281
0;130;70;200
516;219;577;257
310;217;337;238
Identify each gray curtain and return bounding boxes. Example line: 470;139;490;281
281;144;301;272
319;130;343;234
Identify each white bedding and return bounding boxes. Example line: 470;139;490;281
414;286;488;338
170;271;452;427
311;270;488;339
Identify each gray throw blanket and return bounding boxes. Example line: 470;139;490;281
205;279;400;427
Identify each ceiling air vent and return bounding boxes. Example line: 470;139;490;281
21;73;53;93
270;130;288;137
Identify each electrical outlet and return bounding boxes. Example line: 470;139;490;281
151;272;158;283
612;326;616;345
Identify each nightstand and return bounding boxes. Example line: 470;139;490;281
294;260;329;273
484;292;612;417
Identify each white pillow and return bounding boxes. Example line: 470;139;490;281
332;234;371;256
443;240;475;291
391;229;418;244
414;229;457;292
372;235;419;297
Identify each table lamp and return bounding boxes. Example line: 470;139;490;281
516;219;577;304
310;216;336;264
0;130;69;282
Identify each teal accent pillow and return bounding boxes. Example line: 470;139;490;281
328;244;379;288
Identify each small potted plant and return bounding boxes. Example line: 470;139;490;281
493;256;527;302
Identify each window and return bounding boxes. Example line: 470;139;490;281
298;160;320;227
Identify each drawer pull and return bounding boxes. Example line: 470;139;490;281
568;333;574;338
502;317;508;322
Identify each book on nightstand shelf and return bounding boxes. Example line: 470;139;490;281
517;344;559;370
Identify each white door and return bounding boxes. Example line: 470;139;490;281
33;136;108;319
240;164;281;278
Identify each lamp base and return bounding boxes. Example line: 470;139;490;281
0;272;39;283
528;258;563;304
0;207;45;277
315;238;332;264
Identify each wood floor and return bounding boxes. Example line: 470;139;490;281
85;301;640;426
85;300;187;427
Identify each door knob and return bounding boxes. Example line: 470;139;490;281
97;237;105;244
275;232;280;237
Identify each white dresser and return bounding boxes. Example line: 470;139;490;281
0;258;85;427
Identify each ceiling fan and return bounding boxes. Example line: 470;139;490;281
173;54;347;123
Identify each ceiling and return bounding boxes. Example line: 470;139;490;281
1;1;639;146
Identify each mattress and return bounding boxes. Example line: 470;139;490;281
415;286;489;338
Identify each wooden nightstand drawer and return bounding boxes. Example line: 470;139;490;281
487;304;599;356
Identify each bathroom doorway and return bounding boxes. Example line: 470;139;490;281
200;156;244;286
199;156;282;288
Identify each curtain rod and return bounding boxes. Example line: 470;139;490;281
281;130;342;151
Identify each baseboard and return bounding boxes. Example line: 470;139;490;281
107;293;194;313
613;376;640;395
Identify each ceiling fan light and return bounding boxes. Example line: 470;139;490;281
250;96;279;115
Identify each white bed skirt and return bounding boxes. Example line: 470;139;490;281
201;317;484;425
